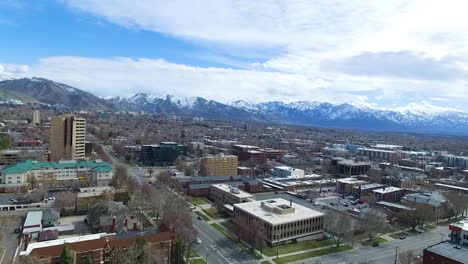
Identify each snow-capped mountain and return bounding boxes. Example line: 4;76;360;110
2;77;468;135
111;92;468;135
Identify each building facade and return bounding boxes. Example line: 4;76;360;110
0;160;113;188
200;154;238;176
233;198;324;245
140;142;187;166
32;110;41;125
50;115;86;161
209;183;254;206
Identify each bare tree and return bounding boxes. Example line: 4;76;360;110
360;208;388;241
112;165;129;190
147;167;154;178
399;249;415;264
446;192;468;218
324;211;352;247
54;191;76;213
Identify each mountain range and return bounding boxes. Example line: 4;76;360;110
1;77;468;135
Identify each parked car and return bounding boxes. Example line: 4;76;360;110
372;242;379;247
196;237;202;244
400;233;407;239
197;216;203;220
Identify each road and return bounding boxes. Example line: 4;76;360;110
294;226;447;264
192;213;258;264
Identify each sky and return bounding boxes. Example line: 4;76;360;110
1;0;468;113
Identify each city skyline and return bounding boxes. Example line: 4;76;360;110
1;1;468;112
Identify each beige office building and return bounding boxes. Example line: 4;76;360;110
201;154;238;176
32;110;41;125
49;115;86;161
233;198;324;245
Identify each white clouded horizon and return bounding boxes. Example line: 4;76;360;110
2;0;468;113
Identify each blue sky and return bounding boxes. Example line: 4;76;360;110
1;0;468;113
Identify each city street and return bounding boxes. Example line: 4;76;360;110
294;225;448;264
192;213;258;264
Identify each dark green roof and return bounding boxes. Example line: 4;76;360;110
1;160;113;174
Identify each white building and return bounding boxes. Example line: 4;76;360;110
273;166;304;178
233;198;324;245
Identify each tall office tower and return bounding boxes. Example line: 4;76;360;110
49;115;86;161
32;110;41;125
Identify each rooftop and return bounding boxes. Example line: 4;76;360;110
337;160;372;166
373;187;403;194
376;201;413;210
355;183;385;190
402;192;447;207
337;177;368;184
234;198;324;225
24;211;43;228
2;160;112;174
424;241;468;263
210;183;254;199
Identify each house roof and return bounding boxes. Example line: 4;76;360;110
2;160;112;174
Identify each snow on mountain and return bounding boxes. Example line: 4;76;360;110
111;93;468;135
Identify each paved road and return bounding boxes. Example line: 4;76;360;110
192;213;258;264
294;226;447;264
0;214;23;264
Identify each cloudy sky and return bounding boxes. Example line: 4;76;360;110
1;0;468;112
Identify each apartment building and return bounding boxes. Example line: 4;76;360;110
0;160;113;188
372;187;405;202
357;147;403;163
450;219;468;247
336;178;369;195
233;198;324;245
200;154;238;176
32;110;41;125
49;115;86;161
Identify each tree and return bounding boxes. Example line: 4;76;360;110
413;204;434;228
396;209;418;230
147;167;154;178
27;175;38;189
163;209;198;263
54;191;76;213
16;255;43;264
325;211;353;247
59;247;74;264
112;165;129;189
399;249;415;264
360;208;388;241
446;191;468;218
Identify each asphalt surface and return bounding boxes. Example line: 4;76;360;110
0;214;23;264
192;213;258;264
293;225;448;264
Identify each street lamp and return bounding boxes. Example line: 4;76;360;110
394;246;399;264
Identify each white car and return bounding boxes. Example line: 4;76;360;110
196;238;202;244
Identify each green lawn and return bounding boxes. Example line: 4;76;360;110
210;223;262;260
261;261;273;264
203;208;229;219
421;224;437;231
273;245;353;264
192;197;210;206
190;259;207;264
263;239;333;256
360;237;387;246
194;211;211;221
190;250;202;258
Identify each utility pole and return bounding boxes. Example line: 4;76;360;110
394;246;399;264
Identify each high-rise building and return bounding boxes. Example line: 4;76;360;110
49;115;86;161
200;154;238;176
32;110;41;125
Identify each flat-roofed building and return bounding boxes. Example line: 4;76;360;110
372;187;405;202
233;198;324;245
336;178;368;195
23;211;43;239
49;115;86;161
352;183;386;198
357;148;403;163
200;154;238;176
209;183;254;206
273;166;304;178
336;160;371;177
423;241;468;264
449;219;468;247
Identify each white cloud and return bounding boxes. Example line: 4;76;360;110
2;0;467;111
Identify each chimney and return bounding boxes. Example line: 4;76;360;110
133;222;137;231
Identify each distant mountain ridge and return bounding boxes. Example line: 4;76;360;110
0;78;116;110
112;93;468;135
2;77;468;135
